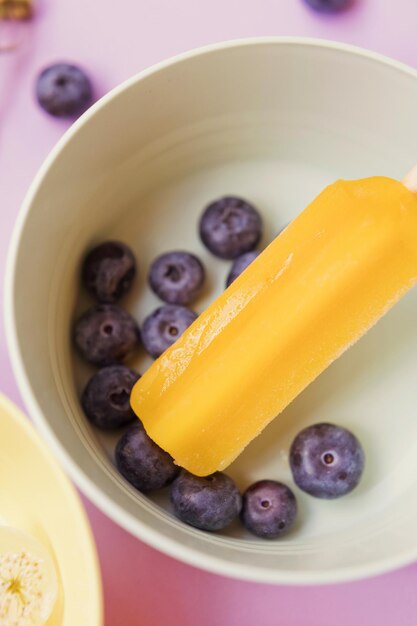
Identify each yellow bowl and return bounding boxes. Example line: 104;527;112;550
0;393;103;625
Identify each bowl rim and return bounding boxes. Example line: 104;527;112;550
5;36;417;585
0;392;103;623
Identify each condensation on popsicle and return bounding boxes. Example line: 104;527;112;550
131;175;417;476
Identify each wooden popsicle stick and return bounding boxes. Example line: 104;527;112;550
402;164;417;194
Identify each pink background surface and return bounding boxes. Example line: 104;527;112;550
2;1;417;624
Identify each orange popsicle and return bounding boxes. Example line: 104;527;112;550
131;175;417;476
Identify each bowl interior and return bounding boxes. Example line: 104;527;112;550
8;39;417;583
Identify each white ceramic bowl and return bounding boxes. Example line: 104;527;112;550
6;38;417;584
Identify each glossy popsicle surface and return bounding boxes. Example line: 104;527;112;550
131;177;417;476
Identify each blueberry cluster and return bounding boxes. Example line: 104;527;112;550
72;197;365;539
73;195;265;427
112;420;364;538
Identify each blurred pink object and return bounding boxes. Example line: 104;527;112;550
0;0;32;51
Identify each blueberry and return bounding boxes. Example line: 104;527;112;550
36;63;93;118
199;196;262;259
82;241;136;303
226;251;260;287
141;305;197;359
170;471;242;531
115;424;179;492
303;0;351;12
149;251;205;305
73;304;140;366
290;423;365;499
241;480;297;539
81;365;140;430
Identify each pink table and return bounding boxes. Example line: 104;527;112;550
2;1;417;623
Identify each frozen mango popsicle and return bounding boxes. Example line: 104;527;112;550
132;175;417;476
